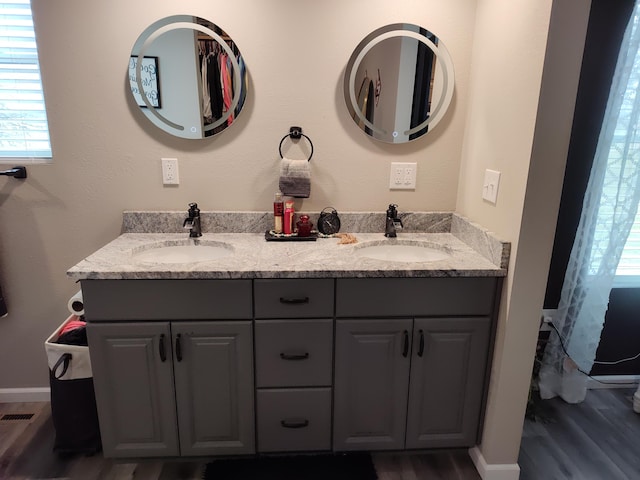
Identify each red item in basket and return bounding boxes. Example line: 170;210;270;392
58;318;86;337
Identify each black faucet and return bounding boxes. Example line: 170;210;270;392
183;203;202;237
385;204;403;238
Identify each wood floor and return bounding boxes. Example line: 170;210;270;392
0;388;636;479
0;401;480;480
519;387;640;480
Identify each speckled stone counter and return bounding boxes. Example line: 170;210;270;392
67;212;509;280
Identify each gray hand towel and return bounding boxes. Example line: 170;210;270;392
279;157;310;198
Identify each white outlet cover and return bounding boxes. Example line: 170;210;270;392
483;169;500;204
161;158;179;185
390;162;417;190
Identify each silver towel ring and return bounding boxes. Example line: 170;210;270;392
279;126;314;161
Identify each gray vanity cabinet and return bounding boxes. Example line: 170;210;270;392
405;317;491;448
172;321;254;456
88;320;254;458
82;279;255;458
87;322;179;457
253;279;334;453
333;319;412;451
334;278;498;451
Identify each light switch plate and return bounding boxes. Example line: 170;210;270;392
483;169;500;204
389;162;417;189
162;158;179;185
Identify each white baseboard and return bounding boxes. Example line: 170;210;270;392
587;375;640;390
469;446;521;480
0;388;50;403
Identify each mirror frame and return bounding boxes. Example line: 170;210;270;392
130;15;247;139
344;23;454;143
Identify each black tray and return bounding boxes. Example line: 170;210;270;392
265;230;318;241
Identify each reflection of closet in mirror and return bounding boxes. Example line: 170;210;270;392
344;24;454;144
195;22;246;137
129;16;249;139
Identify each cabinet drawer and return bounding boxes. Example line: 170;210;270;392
257;388;331;452
254;279;334;318
81;279;252;321
336;277;497;317
255;320;333;387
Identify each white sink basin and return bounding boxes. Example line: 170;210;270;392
355;241;450;263
133;241;233;264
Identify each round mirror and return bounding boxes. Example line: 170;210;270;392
344;23;454;143
129;15;248;139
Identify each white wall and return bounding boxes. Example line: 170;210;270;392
457;0;591;468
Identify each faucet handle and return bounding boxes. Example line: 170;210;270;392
187;202;200;217
387;204;398;218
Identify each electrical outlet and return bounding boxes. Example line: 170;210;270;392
162;158;179;185
390;162;417;189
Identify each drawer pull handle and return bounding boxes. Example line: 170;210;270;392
175;334;183;362
418;330;425;357
280;418;309;429
402;330;409;357
279;296;310;305
159;334;167;362
280;352;310;361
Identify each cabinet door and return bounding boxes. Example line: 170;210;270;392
87;322;179;458
333;319;412;451
406;317;490;449
172;321;255;456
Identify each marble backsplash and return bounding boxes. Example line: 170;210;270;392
122;211;509;269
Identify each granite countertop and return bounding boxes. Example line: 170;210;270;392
67;212;509;280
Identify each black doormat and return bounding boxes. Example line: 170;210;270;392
203;453;378;480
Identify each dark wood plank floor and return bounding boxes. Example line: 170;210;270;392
0;402;480;480
519;387;640;480
1;388;636;479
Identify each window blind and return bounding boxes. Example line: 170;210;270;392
0;0;51;160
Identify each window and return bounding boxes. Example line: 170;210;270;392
590;12;640;288
0;0;51;162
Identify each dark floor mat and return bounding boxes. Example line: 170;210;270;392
203;453;378;480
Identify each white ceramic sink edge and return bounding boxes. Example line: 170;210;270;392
132;239;234;264
355;239;451;263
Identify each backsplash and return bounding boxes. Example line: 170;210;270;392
122;211;509;269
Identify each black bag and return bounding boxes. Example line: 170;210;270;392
45;317;101;455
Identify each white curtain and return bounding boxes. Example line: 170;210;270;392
539;3;640;404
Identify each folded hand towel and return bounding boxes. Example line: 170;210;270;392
279;157;311;198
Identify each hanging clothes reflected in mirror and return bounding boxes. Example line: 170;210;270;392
129;15;249;139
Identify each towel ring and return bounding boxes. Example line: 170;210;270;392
279;126;314;161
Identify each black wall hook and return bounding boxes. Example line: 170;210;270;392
0;166;27;179
279;126;314;161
